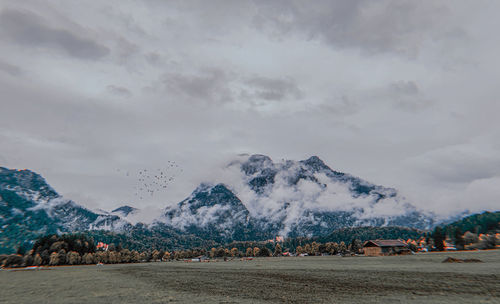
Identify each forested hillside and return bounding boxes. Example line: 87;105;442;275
444;211;500;235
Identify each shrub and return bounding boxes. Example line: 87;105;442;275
67;251;81;265
49;252;59;266
3;255;24;268
82;253;95;264
33;254;42;266
23;254;34;267
0;255;8;266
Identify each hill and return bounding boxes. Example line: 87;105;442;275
444;211;500;235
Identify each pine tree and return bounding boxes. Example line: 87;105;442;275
339;241;347;254
454;228;465;250
350;239;362;254
260;247;271;257
433;227;445;251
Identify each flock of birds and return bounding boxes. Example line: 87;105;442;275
117;161;182;200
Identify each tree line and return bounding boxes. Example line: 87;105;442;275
2;219;498;268
1;233;368;268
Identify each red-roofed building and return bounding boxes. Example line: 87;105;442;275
96;242;109;251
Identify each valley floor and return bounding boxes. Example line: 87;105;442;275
1;250;499;303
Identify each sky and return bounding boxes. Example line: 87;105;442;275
1;0;499;216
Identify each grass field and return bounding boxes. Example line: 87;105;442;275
1;250;499;303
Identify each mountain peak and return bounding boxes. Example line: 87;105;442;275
300;156;329;172
188;183;243;208
162;183;252;241
248;154;272;162
112;205;138;217
0;166;58;199
241;154;273;175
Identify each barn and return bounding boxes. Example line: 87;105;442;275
363;239;409;256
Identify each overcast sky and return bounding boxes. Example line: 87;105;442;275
1;0;499;216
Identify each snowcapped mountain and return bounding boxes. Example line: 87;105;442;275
0;167;128;252
160;184;256;242
158;154;435;241
1;155;436;252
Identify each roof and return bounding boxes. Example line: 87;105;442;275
363;239;407;248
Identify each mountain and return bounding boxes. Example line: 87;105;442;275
1;155;437;253
442;211;500;235
0;167;127;253
112;205;138;217
158;154;435;240
160;184;259;242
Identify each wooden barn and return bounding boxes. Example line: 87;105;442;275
363;239;409;256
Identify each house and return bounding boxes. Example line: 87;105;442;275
444;240;457;251
96;242;109;251
188;255;209;262
363;239;409;256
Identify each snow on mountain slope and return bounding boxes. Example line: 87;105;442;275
158;184;258;242
0;167;128;251
1;155;436;250
159;155;434;238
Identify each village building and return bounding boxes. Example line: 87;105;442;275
363;239;409;256
444;240;457;251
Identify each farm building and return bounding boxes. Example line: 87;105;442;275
363;239;409;256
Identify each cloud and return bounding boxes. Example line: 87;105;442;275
319;95;358;116
145;52;164;66
252;0;447;56
387;81;432;111
107;85;132;98
213;156;421;235
243;76;303;101
0;8;109;59
0;0;499;220
406;143;500;185
0;60;22;76
157;68;233;105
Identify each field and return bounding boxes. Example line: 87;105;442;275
1;250;499;303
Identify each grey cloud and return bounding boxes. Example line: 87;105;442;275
0;8;109;59
115;36;140;64
383;81;432;112
160;68;233;105
319;95;358;116
107;85;132;98
158;70;302;106
253;0;446;56
1;1;499;218
145;52;164;66
390;81;419;96
408;144;500;185
243;76;302;101
0;60;22;76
